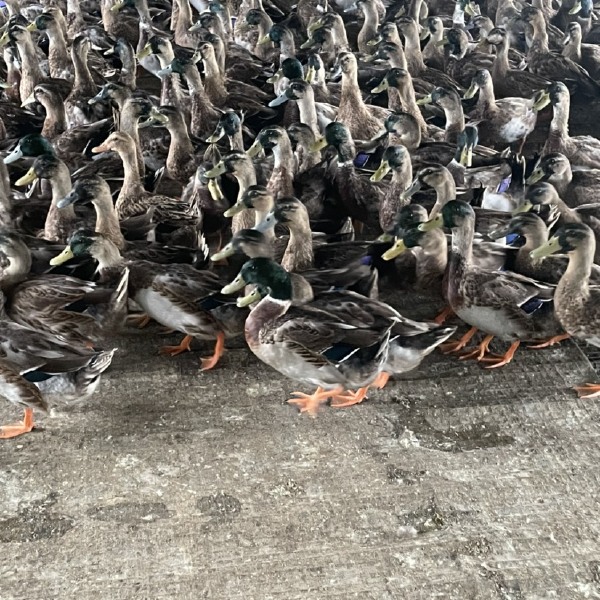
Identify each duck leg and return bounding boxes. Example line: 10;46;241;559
574;383;600;398
481;341;520;369
200;331;225;371
439;327;478;354
528;333;571;349
371;371;390;389
288;386;343;416
330;386;371;408
459;335;494;361
433;306;454;325
0;408;35;439
127;313;152;328
160;334;193;356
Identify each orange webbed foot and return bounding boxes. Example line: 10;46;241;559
160;334;193;357
439;327;478;354
433;306;454;325
574;383;600;398
127;313;152;329
287;386;341;416
481;341;520;369
0;408;35;439
330;386;369;408
459;334;494;362
527;333;571;349
200;331;225;371
371;371;390;389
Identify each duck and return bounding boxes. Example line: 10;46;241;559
518;182;600;263
541;81;600;169
561;22;600;80
335;51;389;140
482;28;550;99
50;229;244;371
417;86;465;144
220;256;456;414
521;6;600;97
441;27;494;88
463;69;548;152
490;211;600;285
417;200;564;366
526;152;600;208
91;132;192;224
531;223;600;397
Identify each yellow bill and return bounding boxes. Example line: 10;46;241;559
512;200;534;215
530;236;561;260
418;213;444;232
382;238;408;261
370;160;391;182
50;246;74;266
222;274;246;294
237;287;263;307
15;167;38;186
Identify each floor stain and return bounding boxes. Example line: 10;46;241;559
386;465;427;485
87;502;173;523
0;492;74;543
196;493;241;520
397;496;458;534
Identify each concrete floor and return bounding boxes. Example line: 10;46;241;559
2;305;600;600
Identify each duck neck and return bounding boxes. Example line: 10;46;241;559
66;0;85;38
283;222;314;272
557;241;595;314
492;37;510;78
41;99;68;139
550;99;570;143
403;27;426;74
417;228;448;281
117;143;146;211
477;80;498;115
443;102;465;143
95;240;126;272
16;36;44;101
45;164;75;239
71;47;96;97
119;103;145;176
245;295;292;342
93;192;127;251
397;78;428;134
518;225;548;267
174;0;194;37
341;68;370;117
203;55;228;105
529;18;550;54
430;176;456;217
46;27;70;79
100;0;119;35
118;46;137;90
448;217;474;279
388;47;408;70
278;32;296;61
358;4;380;52
296;91;320;137
256;15;274;59
167;121;195;174
563;35;582;62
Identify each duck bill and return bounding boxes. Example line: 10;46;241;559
91;143;110;154
111;0;126;12
464;1;478;16
530;236;561;260
532;90;551;111
4;146;23;164
300;38;315;49
328;64;342;80
204;162;227;178
223;201;245;217
15;167;38;187
460;145;473;167
246;140;263;158
382;238;408;261
362;53;379;63
367;35;382;46
207;178;225;201
268;92;288;107
0;31;10;49
266;70;282;84
135;44;153;60
222;274;247;294
188;21;203;33
526;167;544;185
156;66;173;78
562;34;571;45
211;242;235;261
57;193;79;209
257;34;271;45
206;126;225;143
463;82;479;100
50;246;75;266
568;1;582;14
401;179;422;199
304;66;316;83
88;93;103;105
26;22;38;32
420;28;431;41
237;287;262;308
435;37;448;47
310;136;328;152
371;78;389;93
418;213;444;232
512;200;534;215
416;93;433;105
370;160;391;182
20;93;36;107
307;19;323;36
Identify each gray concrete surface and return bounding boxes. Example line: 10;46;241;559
2;308;600;600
